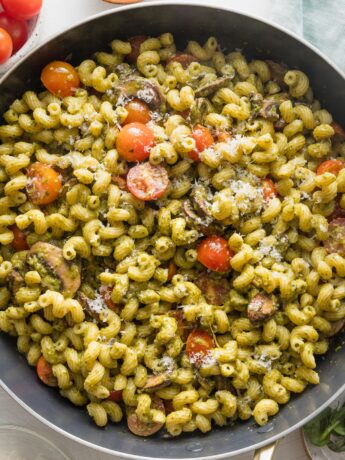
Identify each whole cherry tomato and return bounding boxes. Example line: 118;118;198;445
41;61;80;98
197;235;233;272
116;122;155;162
2;0;43;21
0;27;13;64
0;12;28;52
124;99;151;125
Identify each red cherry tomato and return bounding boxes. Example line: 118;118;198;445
324;218;345;257
116;122;155;162
107;390;123;402
189;125;214;162
36;356;57;387
124;99;151;125
186;330;215;366
317;159;344;176
99;285;119;312
41;61;80;98
127;35;147;64
127;163;169;201
217;132;232;143
26;162;62;205
331;121;345;139
167;261;177;281
167;52;198;69
9;224;29;251
262;178;277;200
0;13;28;53
0;27;13;64
2;0;43;21
197;235;233;272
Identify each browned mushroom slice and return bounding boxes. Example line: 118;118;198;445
195;272;230;305
190;97;214;124
26;242;81;297
215;375;233;391
114;77;164;110
8;269;25;298
265;60;288;85
247;294;276;322
191;183;213;216
127;396;165;437
143;373;171;392
195;76;232;98
259;99;280;121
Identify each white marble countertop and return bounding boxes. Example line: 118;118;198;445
0;1;343;459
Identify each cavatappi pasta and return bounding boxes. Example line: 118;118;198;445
0;33;345;436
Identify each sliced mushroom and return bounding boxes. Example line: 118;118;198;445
182;199;221;235
259;99;280;121
195;76;232;98
195;272;230;305
247;294;276;322
8;269;25;298
113;77;165;110
215;375;233;391
265;60;288;85
191;183;213;216
26;242;81;297
190;97;214;124
127;396;165;437
143;373;171;392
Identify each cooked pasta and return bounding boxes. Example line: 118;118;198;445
0;33;344;438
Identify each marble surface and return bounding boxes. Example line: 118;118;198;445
0;1;344;459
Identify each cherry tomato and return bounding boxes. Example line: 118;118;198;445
36;356;57;387
26;162;62;205
262;178;277;200
116;122;155;162
186;330;215;366
127;35;147;64
124;99;151;125
197;235;233;272
0;27;13;64
167;261;177;281
189;125;214;162
107;390;123;402
331;121;345;139
0;13;28;53
2;0;43;21
324;218;345;257
41;61;80;98
217;132;232;143
127;396;165;437
317;159;344;176
167;52;198;69
99;285;119;312
127;163;169;201
9;224;29;251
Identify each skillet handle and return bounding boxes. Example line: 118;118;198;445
253;441;279;460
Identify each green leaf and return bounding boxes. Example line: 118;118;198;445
304;408;333;446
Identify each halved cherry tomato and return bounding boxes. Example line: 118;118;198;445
26;162;62;205
9;224;29;251
331;121;345;139
2;0;42;21
0;13;28;53
41;61;80;98
116;122;155;162
186;329;215;366
167;261;177;281
0;27;13;64
262;178;277;200
107;390;123;402
217;132;232;143
99;285;119;312
36;356;57;387
167;52;197;69
324;218;345;257
197;235;233;272
189;125;214;162
127;163;169;201
127;35;147;64
316;159;344;176
124;99;151;125
127;396;165;437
